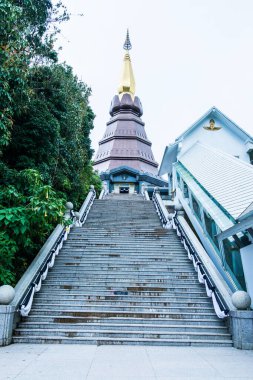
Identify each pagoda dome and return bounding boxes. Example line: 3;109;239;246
109;93;143;117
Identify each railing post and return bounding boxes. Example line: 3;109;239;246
230;291;253;349
99;182;108;199
64;202;74;221
141;185;150;200
0;286;16;346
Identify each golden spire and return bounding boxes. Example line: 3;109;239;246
118;30;136;99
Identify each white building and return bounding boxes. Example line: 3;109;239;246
159;106;253;306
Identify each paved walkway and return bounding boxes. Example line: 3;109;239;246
1;344;253;380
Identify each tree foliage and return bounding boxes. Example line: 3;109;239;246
0;1;102;285
3;63;98;205
0;0;68;149
0;169;66;284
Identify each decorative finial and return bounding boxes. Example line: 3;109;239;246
123;29;132;51
118;30;135;98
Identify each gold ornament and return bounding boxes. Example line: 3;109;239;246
203;119;222;131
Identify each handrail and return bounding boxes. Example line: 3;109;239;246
143;189;150;200
79;187;96;225
99;185;109;200
173;214;231;318
99;188;105;199
18;226;69;316
98;182;109;199
141;185;150;200
152;189;171;228
14;186;96;316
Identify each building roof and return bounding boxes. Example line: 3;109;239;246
100;165;167;187
158;142;178;176
179;142;253;220
159;106;253;176
176;106;253;143
176;163;233;231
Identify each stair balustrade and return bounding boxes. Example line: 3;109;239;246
99;183;109;200
141;185;150;200
78;186;96;225
172;216;230;319
152;188;232;319
152;188;172;228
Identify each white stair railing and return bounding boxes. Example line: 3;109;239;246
172;214;234;319
99;183;109;199
141;185;150;200
152;188;172;228
152;187;233;319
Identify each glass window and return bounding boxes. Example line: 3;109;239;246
248;150;253;164
223;238;246;290
176;171;181;188
182;180;189;198
191;195;201;221
204;211;219;248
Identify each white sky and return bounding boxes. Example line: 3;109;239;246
56;0;253;164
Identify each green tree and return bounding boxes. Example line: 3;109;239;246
3;63;101;205
0;2;101;285
0;0;68;150
0;169;66;285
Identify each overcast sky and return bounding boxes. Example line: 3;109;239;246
56;0;253;164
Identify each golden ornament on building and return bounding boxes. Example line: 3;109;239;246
118;30;135;99
203;119;221;131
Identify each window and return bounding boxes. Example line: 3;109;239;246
204;211;219;249
176;172;181;188
182;180;189;198
191;195;201;221
248;150;253;165
223;238;246;290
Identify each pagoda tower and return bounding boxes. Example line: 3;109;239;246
93;31;159;174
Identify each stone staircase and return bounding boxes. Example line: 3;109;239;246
13;194;232;346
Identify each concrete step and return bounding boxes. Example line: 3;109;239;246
34;294;210;302
28;310;219;319
14;328;231;341
45;273;198;280
55;262;190;267
12;336;233;347
30;304;215;313
41;280;203;286
33;299;213;308
21;316;225;326
55;252;192;262
50;263;196;268
17;322;227;333
41;284;208;293
46;272;197;278
36;289;208;297
57;253;189;259
63;241;181;246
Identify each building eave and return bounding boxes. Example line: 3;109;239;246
94;155;159;168
100;165;167;186
159;142;179;176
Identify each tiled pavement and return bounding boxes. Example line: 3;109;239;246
0;344;253;380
